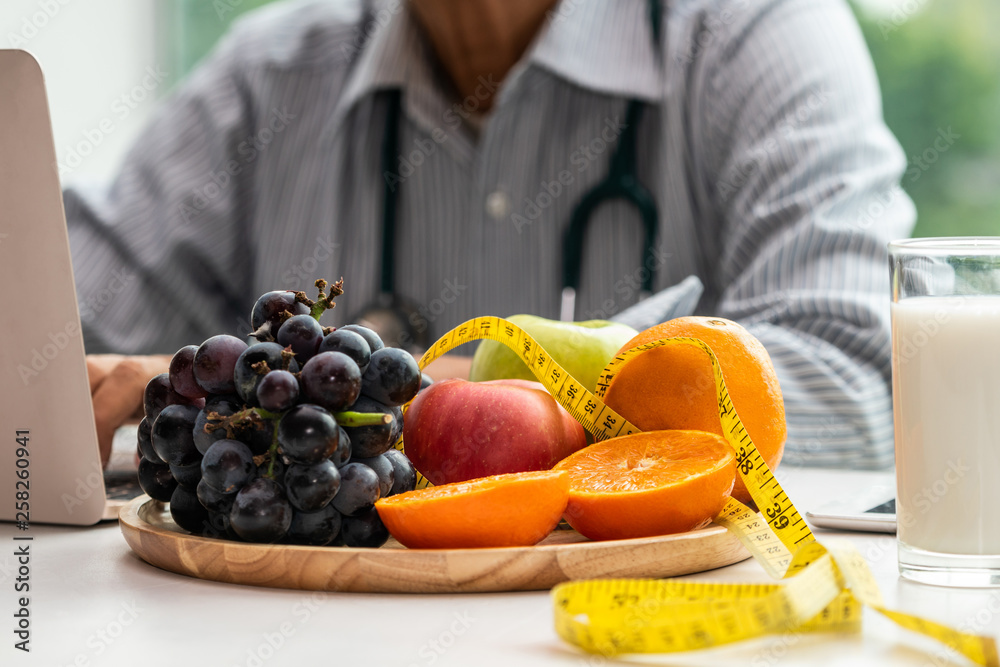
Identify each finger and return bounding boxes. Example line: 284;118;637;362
86;354;125;394
92;356;169;467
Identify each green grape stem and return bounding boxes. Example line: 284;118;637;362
266;419;280;479
334;411;392;427
295;277;344;321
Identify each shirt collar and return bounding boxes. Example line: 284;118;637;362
525;0;664;103
332;0;664;128
332;1;426;121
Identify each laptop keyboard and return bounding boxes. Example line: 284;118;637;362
103;469;142;501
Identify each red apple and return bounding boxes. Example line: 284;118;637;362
403;378;587;485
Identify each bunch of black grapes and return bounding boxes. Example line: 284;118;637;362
136;280;427;548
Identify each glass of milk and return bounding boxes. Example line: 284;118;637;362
891;237;1000;587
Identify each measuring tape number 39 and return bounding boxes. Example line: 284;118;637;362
407;316;999;666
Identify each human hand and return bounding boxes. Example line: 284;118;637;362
87;354;170;468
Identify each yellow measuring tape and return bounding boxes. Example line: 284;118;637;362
406;316;998;665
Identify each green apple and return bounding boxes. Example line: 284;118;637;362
469;314;639;393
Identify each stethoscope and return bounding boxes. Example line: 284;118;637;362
353;0;663;349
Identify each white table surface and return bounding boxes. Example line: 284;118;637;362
2;465;996;667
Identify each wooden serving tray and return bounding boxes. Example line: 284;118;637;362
119;496;750;593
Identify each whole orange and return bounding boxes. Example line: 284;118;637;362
602;317;785;505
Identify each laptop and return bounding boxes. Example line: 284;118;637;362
0;49;140;525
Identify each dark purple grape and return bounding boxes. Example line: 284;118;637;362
390;405;404;444
169;462;203;490
340;396;396;458
360;347;421;407
277;404;340;464
300;352;361;412
193;335;248;395
257;370;300;412
138;457;177;502
383;448;417;496
137;417;162;463
170;484;211;534
151;404;202;467
287;504;342;546
419;373;433;392
340;507;390;548
234;342;299;407
201;439;255;493
284;460;341;512
169;345;209;399
353;454;394;498
204;511;238;541
257;456;287;481
242;421;275;456
144;373;202;423
330;426;352;468
250;291;309;341
196;478;236;513
229;478;293;543
193;395;241;455
331;462;380;516
277;314;324;363
318;330;371;374
338;324;384;354
194;393;274;458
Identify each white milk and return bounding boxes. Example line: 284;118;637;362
892;296;1000;555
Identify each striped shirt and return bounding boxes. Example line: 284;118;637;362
64;0;916;468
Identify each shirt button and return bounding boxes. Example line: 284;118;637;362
485;191;511;221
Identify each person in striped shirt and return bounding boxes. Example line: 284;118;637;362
74;0;914;468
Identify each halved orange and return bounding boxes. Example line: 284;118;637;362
554;430;736;541
374;470;569;549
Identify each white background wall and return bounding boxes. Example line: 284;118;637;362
1;0;163;187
